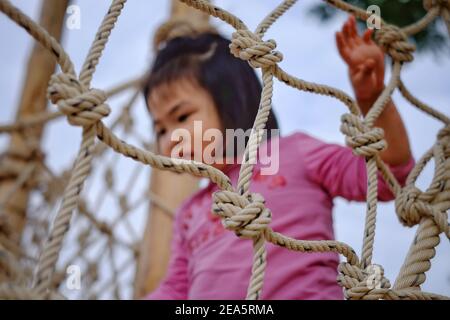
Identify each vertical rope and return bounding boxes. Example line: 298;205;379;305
32;0;129;295
0;0;449;300
79;0;127;87
393;217;441;290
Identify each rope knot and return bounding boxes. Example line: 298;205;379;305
337;262;391;300
395;185;449;237
340;113;387;157
47;73;110;127
374;25;415;63
423;0;450;11
437;125;450;141
212;190;272;239
230;29;283;68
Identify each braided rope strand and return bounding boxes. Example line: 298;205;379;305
0;0;448;300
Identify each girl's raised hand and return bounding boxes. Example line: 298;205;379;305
335;16;386;113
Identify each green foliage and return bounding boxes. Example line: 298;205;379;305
309;0;449;56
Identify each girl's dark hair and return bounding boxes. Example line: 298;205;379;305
142;33;279;140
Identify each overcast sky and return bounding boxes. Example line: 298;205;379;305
1;0;449;297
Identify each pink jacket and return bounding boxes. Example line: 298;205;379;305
146;131;414;300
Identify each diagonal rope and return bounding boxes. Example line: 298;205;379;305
0;0;448;300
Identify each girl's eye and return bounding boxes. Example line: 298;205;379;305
157;128;166;136
178;113;190;123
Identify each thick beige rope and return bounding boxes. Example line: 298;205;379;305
255;0;298;37
32;0;128;295
0;0;232;297
178;0;450;300
0;0;449;300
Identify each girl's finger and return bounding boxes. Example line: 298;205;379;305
363;29;374;43
343;20;350;38
349;15;358;38
343;21;354;48
336;32;350;61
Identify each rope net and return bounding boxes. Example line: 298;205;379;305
0;75;161;299
0;0;449;300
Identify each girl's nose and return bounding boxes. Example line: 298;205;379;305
158;132;173;157
161;131;191;159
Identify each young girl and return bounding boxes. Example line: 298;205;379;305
144;16;414;299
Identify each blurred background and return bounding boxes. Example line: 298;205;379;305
0;0;449;299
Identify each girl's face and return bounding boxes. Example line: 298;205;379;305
147;78;227;171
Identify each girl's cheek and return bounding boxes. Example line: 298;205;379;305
158;136;172;157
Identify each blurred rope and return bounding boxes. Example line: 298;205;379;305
0;0;448;300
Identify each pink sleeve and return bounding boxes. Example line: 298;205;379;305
299;133;415;202
145;206;189;300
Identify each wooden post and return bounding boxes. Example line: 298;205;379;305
133;0;211;298
0;0;69;245
134;171;199;298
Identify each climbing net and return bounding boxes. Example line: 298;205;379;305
0;0;449;300
0;73;162;299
